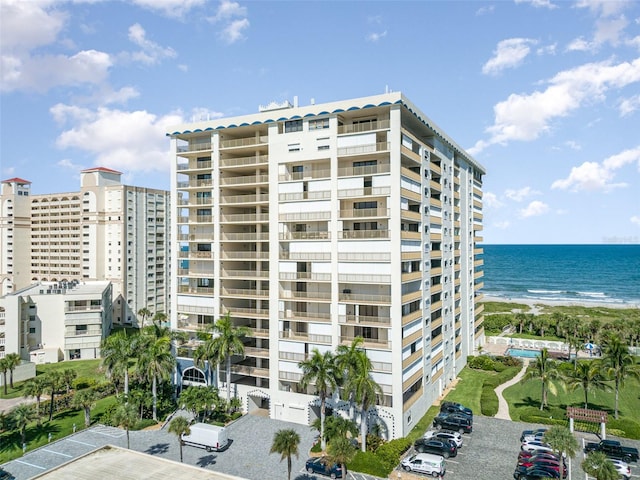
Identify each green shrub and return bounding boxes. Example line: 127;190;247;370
133;419;158;431
100;403;118;426
495;356;523;368
481;385;499;416
73;377;97;390
608;418;640;440
348;451;390;477
468;355;496;371
366;434;385;452
310;441;322;453
375;437;411;470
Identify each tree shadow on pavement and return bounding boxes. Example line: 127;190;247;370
145;443;169;455
197;454;217;468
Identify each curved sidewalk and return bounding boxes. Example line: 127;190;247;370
494;360;529;420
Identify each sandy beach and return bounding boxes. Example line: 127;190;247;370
482;294;639;313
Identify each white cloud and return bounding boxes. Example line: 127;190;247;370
574;0;629;18
551;145;640;192
130;0;206;18
221;18;249;44
476;5;495;15
519;200;549;218
515;0;558;9
483;192;504;208
51;104;185;173
619;94;640;116
537;43;557;55
631;215;640;226
366;31;388;43
565;140;582;150
208;0;249;43
566;37;593;52
504;186;540;202
0;0;66;52
493;221;511;229
482;38;537;75
469;58;640;154
126;23;177;65
594;16;629;47
57;158;85;171
210;0;247;22
1;49;112;93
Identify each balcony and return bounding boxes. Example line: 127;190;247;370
337;119;390;134
338;230;389;240
246;327;270;338
339;208;389;219
279;272;331;281
339;292;391;304
177;159;212;171
338;273;390;284
337;162;390;177
219;135;268;149
340;335;391;349
279;211;331;222
220;154;269;168
279;232;329;241
221;232;269;241
220;213;269;223
337;142;390;157
177;142;212;153
280;290;331;301
337;252;390;262
228;364;269;378
220;287;269;298
221;269;269;278
244;347;270;358
221;193;269;205
220;174;268;186
177;286;215;295
279;331;332;344
337;186;391;199
279;252;331;261
338;314;390;326
280;310;331;322
223;306;269;318
221;251;269;260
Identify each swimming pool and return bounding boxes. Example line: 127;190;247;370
505;348;541;358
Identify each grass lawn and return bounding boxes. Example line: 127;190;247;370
439;367;489;414
0;395;118;463
503;366;640;437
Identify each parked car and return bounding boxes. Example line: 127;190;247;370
520;428;548;442
433;413;473;434
305;457;344;479
514;464;561;479
401;453;446;477
424;429;463;448
521;440;555;455
584;440;639;463
414;438;458;458
518;451;562;463
517;458;567;478
610;458;631;480
439;401;473;418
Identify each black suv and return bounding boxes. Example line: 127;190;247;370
414;438;458;458
433;413;473;433
440;401;473;418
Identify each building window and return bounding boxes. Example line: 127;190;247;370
284;119;303;133
29;327;36;334
309;118;329;130
288;143;301;152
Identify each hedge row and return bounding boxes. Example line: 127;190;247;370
480;366;522;416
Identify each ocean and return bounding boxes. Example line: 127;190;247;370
480;244;640;306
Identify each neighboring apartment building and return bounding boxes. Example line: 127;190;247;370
0;280;112;362
167;92;485;439
0;168;170;326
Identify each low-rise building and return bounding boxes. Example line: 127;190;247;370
0;280;112;362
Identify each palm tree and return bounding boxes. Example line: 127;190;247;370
152;311;168;327
0;358;9;395
270;428;301;480
582;451;619;480
10;404;37;446
312;415;358;446
101;330;136;397
61;368;77;394
299;349;339;451
326;436;356;479
112;401;138;449
522;348;561;410
137;307;152;330
138;333;175;421
22;376;46;422
600;336;640;418
342;349;382;452
179;385;219;422
5;353;21;389
336;337;364;420
543;426;579;480
168;416;191;463
563;360;610;408
44;370;64;421
72;388;98;427
206;313;249;407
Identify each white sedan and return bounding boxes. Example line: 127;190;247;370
610;459;631;480
521;440;554;455
423;430;463;448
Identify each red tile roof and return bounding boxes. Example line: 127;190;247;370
80;166;123;175
1;177;31;184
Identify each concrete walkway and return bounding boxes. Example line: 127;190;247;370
494;359;529;420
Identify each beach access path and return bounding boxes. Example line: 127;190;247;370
494;359;529;421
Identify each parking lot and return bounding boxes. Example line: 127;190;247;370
3;413;639;480
395;415;640;480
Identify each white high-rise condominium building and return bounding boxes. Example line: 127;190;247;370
168;92;485;439
0;167;170;328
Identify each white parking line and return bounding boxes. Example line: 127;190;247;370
67;438;97;447
41;448;73;458
445;459;460;464
14;460;46;470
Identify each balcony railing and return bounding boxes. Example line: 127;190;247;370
339;208;389;219
337;119;390;134
279;271;332;281
220;287;269;298
339;292;391;303
220;155;269;168
177;142;211;153
221;232;269;241
279;252;331;261
280;290;331;301
279;232;329;240
221;269;269;278
221;193;269;204
220;213;269;223
337;142;390;156
278;191;331;202
337;186;391;198
338;230;389;240
279;211;331;222
339;314;391;325
220;136;268;148
280;310;331;321
337;162;391;177
220;174;268;186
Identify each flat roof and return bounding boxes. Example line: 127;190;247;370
15;281;110;297
31;445;248;480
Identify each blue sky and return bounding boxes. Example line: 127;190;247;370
1;0;639;244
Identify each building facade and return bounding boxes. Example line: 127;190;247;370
0;168;170;327
168;92;485;439
0;280;112;362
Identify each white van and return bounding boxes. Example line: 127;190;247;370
181;422;229;452
401;452;446;477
